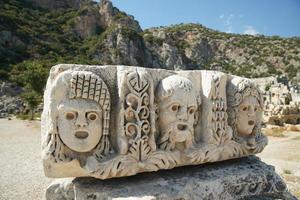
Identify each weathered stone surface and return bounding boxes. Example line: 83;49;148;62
46;156;296;200
42;64;267;179
46;178;75;200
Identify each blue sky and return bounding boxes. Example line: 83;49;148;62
107;0;300;37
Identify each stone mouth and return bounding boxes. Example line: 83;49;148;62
75;131;89;139
246;141;256;149
177;123;188;131
248;120;255;126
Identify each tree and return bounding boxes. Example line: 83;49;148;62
11;60;49;94
21;91;40;120
11;60;49;119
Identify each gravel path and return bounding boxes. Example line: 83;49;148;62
0;118;52;200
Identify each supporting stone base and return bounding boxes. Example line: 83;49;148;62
46;156;297;200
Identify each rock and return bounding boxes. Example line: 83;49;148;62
160;43;183;70
0;82;23;97
46;178;75;200
0;96;24;118
98;0;115;27
253;77;300;126
46;156;296;200
0;112;8;118
0;82;26;117
99;0;142;32
185;38;215;68
74;7;102;39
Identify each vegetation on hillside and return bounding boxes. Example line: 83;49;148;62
144;23;300;79
0;0;299;95
1;0;105;82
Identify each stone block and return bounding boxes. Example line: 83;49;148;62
42;64;268;179
46;156;296;200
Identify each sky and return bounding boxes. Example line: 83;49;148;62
106;0;300;37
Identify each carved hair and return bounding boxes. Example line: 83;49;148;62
227;78;263;142
156;75;201;150
69;72;110;138
156;75;201;104
44;71;111;163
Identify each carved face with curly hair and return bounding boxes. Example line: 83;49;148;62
236;95;261;136
156;75;200;151
227;78;263;140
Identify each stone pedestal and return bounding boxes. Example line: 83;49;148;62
46;156;296;200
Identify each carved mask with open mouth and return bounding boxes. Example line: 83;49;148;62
236;96;261;136
57;99;103;152
158;87;198;145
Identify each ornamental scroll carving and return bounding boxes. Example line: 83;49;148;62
41;65;268;179
123;71;156;160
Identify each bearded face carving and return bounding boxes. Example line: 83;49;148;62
156;75;199;151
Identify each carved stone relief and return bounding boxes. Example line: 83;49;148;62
227;77;268;154
123;71;156;158
41;64;268;179
42;71;111;173
156;75;199;151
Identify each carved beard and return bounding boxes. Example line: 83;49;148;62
158;122;194;151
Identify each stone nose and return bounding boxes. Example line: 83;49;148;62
177;107;188;121
248;106;255;117
75;114;88;128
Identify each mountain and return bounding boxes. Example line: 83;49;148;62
0;0;299;85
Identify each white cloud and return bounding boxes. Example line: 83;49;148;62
243;25;259;35
225;14;234;26
219;14;235;33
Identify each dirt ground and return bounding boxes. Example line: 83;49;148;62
258;131;300;198
0;118;299;199
0;118;52;200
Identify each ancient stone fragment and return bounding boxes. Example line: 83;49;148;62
41;64;268;179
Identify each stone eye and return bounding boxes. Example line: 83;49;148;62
242;106;248;111
87;112;98;121
66;112;75;120
188;107;196;115
171;104;179;112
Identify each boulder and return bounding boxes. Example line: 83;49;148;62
46;156;296;200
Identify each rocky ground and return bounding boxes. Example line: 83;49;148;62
0;118;299;199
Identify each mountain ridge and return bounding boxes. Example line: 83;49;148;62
0;0;299;85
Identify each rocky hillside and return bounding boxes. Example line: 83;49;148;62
1;0;299;85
